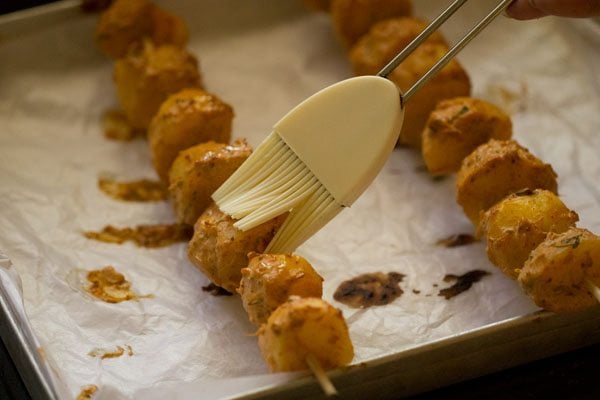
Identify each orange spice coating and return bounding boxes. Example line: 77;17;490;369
303;0;332;12
238;253;324;325
330;0;413;47
148;88;233;183
350;17;447;76
148;5;188;48
187;204;286;293
518;227;600;313
389;43;471;148
169;139;252;225
114;42;202;131
422;97;513;175
478;189;578;279
257;296;354;372
456;139;558;227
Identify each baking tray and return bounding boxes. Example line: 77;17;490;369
1;1;600;399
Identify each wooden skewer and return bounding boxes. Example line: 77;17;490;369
585;278;600;303
306;354;338;397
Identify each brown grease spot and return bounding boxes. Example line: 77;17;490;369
86;266;152;303
77;385;98;400
436;233;477;248
84;223;193;248
102;109;145;141
98;176;168;202
333;272;405;308
202;283;233;297
438;270;490;299
89;344;134;359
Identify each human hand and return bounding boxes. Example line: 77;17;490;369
506;0;600;20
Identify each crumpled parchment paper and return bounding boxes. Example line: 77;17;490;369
1;1;599;399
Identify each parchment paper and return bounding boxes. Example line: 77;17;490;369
1;1;600;399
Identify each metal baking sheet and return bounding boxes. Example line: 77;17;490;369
1;1;600;399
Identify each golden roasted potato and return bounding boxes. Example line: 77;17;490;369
169;139;252;225
478;189;579;279
422;97;513;175
456;139;558;226
238;253;324;325
257;296;354;372
149;88;234;182
389;43;471;148
518;227;600;313
95;0;153;59
330;0;413;47
149;5;188;47
303;0;331;12
187;204;286;293
350;17;447;76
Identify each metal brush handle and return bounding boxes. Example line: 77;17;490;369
377;0;515;104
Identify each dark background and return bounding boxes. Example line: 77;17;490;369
2;1;600;399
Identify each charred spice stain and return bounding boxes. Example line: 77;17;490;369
438;270;490;299
436;233;477;248
202;282;233;296
88;344;134;359
98;176;169;202
77;385;98;400
84;223;193;248
86;266;153;303
333;272;405;308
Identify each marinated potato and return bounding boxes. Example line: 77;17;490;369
149;88;234;183
389;43;471;148
148;5;188;48
478;189;579;279
330;0;413;47
518;227;600;313
257;296;354;372
187;204;286;293
95;0;153;58
350;17;447;76
238;253;324;325
456;139;558;226
114;42;202;130
422;97;513;175
303;0;331;12
168;139;252;225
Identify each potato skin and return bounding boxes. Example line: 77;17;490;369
95;0;153;59
389;43;471;148
238;253;323;325
478;189;578;279
456;139;558;226
350;17;447;76
114;42;202;131
422;97;513;175
148;5;188;48
518;227;600;313
257;296;354;372
149;88;233;182
169;139;251;225
330;0;413;47
187;204;286;293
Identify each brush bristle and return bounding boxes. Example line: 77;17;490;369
212;131;342;251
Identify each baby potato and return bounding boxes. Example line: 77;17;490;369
330;0;413;47
257;296;354;372
350;17;447;76
303;0;331;12
187;204;286;293
456;139;558;226
95;0;153;59
238;253;324;325
478;189;579;279
389;43;472;148
148;5;188;47
422;97;513;175
518;227;600;313
149;88;233;183
114;42;202;131
168;139;252;225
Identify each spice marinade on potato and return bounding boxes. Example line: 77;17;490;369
149;88;234;182
114;42;202;131
422;97;513;175
238;253;324;325
169;140;251;226
478;189;579;279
